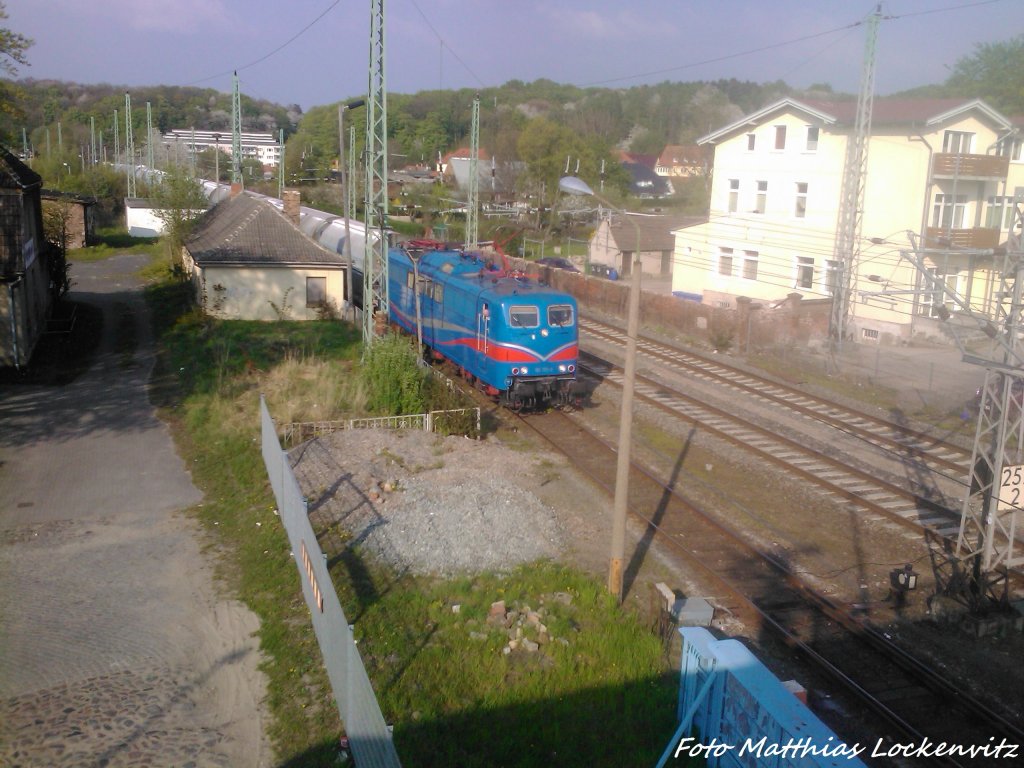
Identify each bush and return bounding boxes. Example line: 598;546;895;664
361;332;431;415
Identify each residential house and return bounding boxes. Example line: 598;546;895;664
182;189;348;320
1;146;52;368
162;129;282;169
41;190;97;249
656;145;709;178
590;211;705;279
671;97;1024;342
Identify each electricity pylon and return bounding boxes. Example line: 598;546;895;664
363;0;389;345
466;95;480;250
828;5;882;370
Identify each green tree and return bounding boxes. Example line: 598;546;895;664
150;167;209;267
946;35;1024;114
0;0;32;132
0;1;30;76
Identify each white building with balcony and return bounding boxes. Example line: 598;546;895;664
672;97;1024;343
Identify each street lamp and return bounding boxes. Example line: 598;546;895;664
559;175;642;601
339;98;365;321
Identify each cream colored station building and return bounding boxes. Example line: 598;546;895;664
672;97;1024;343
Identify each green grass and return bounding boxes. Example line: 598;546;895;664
71;227;159;261
145;273;680;766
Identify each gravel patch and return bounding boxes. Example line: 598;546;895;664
289;429;565;577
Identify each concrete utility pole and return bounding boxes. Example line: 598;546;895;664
828;4;881;371
363;0;389;346
339;99;365;320
559;175;641;602
278;128;285;200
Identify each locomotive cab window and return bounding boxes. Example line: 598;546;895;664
548;304;574;327
509;305;539;328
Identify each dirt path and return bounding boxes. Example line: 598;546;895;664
0;254;269;767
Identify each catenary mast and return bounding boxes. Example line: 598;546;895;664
363;0;389;345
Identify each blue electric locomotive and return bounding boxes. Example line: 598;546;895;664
387;245;580;409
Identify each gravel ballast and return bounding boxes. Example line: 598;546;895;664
289;428;566;577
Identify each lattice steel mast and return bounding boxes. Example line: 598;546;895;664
954;195;1024;607
466;95;480;250
828;5;881;369
124;93;135;198
363;0;389;345
231;72;243;186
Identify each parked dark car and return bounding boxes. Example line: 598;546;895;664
536;256;580;273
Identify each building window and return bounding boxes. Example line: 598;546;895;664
997;137;1023;161
795;182;808;218
774;125;787;150
306;276;327;307
920;267;962;318
796;256;814;289
728;179;739;213
824;259;840;295
942;130;974;154
746;133;756;151
754;180;767;214
743;250;759;280
986;196;1015;229
718;246;734;276
805;125;819;151
932;193;967;228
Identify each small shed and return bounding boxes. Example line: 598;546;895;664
1;145;51;368
590;212;704;278
182;191;347;321
41;189;97;249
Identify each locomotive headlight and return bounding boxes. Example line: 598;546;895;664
541;328;549;337
521;366;528;374
512;367;520;375
558;364;567;373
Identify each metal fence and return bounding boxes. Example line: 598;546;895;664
260;395;402;768
280;407;481;448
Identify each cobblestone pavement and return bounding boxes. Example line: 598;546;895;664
0;255;268;767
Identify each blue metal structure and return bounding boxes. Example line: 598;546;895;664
658;627;868;768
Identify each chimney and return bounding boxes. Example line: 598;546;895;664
282;189;301;226
229;182;243;199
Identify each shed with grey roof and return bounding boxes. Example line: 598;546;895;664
183;192;348;321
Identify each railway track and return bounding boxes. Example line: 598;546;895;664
576;317;1023;562
519;408;1024;767
580;316;973;477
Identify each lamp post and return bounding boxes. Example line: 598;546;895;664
559;175;641;601
339;98;365;321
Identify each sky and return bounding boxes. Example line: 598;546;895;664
6;0;1024;113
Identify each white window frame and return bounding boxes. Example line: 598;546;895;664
795;182;808;218
754;180;767;214
742;250;759;280
805;125;819;152
727;179;739;213
942;130;974;154
986;196;1015;229
823;259;840;295
718;246;734;276
795;256;814;289
774;125;787;150
920;267;963;318
932;193;967;229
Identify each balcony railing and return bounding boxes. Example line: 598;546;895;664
924;226;1001;250
932;153;1009;179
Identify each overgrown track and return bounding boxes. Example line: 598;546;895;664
519;408;1024;767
